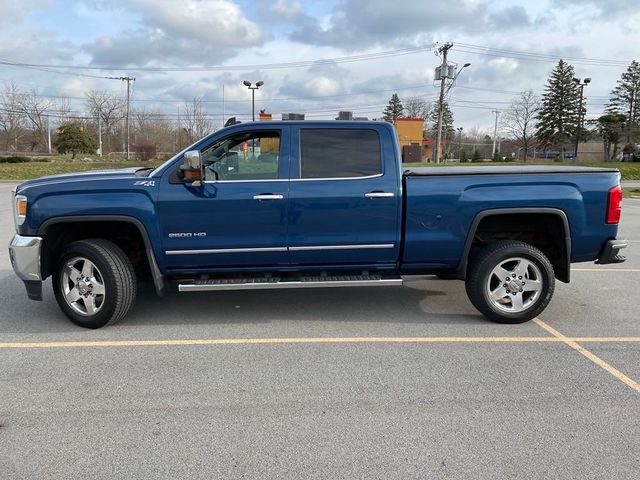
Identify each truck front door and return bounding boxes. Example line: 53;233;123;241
158;126;290;271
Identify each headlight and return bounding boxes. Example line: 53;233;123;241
13;192;27;227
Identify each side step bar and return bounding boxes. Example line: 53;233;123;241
178;275;403;292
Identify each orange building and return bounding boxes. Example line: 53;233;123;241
394;118;425;162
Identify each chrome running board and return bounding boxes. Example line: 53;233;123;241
178;274;403;292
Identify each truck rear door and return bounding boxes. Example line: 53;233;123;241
287;124;401;268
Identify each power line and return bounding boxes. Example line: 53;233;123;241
0;45;436;74
455;43;632;68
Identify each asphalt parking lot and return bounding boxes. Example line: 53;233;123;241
0;182;638;479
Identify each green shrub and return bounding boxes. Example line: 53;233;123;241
0;156;31;163
54;123;96;158
30;157;50;163
471;150;483;162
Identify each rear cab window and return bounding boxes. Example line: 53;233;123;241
299;128;382;179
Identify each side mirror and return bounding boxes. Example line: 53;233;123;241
180;150;202;186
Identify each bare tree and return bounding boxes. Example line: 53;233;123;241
403;96;431;119
181;97;213;144
56;96;74;126
86;90;125;154
502;90;540;160
133;107;175;155
16;89;54;151
0;82;26;151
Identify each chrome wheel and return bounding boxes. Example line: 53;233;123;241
485;256;543;313
60;257;106;316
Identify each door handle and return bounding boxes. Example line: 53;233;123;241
365;192;395;199
253;194;284;201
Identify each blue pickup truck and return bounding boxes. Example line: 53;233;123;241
9;121;627;328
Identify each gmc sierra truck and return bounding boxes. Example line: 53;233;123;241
9;121;627;328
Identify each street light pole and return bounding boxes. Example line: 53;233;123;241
243;80;264;121
573;77;591;163
457;127;463;161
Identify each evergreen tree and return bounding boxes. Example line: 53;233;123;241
427;100;455;138
382;93;405;123
606;60;640;143
591;113;626;160
427;100;455;157
535;60;581;160
54;123;95;158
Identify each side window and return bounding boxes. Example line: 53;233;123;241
300;128;381;179
201;131;281;181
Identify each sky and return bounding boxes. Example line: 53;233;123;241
0;0;639;132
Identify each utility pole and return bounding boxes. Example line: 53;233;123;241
97;108;103;157
457;127;463;161
107;76;135;159
222;84;225;126
435;42;453;164
47;116;51;154
492;110;500;156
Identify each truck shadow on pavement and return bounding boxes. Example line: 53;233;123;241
0;273;484;334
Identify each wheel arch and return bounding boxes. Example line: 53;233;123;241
457;208;571;283
38;215;166;295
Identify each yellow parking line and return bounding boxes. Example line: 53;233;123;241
533;318;640;394
0;335;639;350
0;336;560;349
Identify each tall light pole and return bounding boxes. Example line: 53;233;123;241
573;77;591;162
243;80;264;121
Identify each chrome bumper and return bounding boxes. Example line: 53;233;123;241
9;234;43;281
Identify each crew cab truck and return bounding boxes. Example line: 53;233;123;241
9;121;627;328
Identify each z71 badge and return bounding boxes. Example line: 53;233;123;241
134;180;156;187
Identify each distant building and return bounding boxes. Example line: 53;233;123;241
394;118;426;163
282;113;305;121
259;110;272;121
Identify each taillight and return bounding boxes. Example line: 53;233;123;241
606;185;622;224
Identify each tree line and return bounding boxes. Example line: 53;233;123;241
0;82;215;158
382;59;640;161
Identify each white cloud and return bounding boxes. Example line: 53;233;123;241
83;0;268;65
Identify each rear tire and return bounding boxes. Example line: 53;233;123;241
465;240;555;324
53;239;137;328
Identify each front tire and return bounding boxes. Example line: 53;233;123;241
465;241;555;324
53;239;137;328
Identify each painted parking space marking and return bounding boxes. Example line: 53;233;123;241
572;268;640;272
534;318;640;394
0;336;639;350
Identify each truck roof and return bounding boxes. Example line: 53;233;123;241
225;120;391;128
